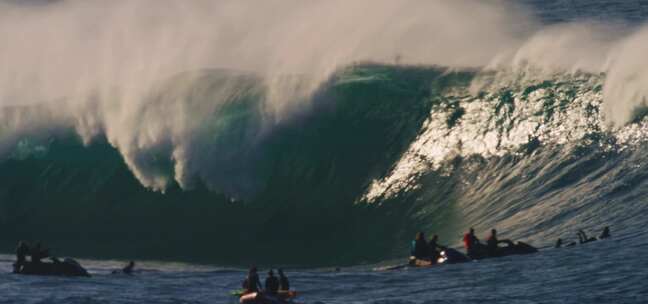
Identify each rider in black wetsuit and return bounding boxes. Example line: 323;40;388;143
30;242;49;264
599;226;611;239
265;269;280;295
243;266;263;293
278;269;290;291
428;234;446;262
14;241;29;273
487;229;513;257
411;232;429;260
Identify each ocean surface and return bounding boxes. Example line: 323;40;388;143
1;0;648;303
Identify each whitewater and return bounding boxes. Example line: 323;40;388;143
1;0;648;303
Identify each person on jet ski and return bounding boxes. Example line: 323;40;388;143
278;268;290;291
599;226;611;239
486;229;513;256
428;234;446;262
242;266;263;293
463;228;481;257
577;230;596;244
30;242;49;264
13;241;30;273
411;232;429;260
265;269;280;295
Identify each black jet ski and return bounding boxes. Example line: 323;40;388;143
14;258;90;277
468;241;538;260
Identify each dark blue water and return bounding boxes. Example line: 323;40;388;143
2;1;648;303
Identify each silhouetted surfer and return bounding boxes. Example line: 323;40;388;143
411;232;429;260
278;269;290;291
123;261;135;274
265;269;280;295
428;234;446;262
30;241;49;264
599;226;611;239
242;266;262;293
13;241;29;273
486;229;513;257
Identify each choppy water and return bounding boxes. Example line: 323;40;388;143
1;231;647;304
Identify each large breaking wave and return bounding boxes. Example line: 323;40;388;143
2;0;648;266
3;64;648;266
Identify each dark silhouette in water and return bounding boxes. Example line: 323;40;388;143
242;266;263;293
123;261;135;274
428;234;446;263
463;228;482;259
463;228;537;259
13;241;29;273
278;268;290;291
599;226;611;239
30;242;49;263
411;232;429;260
265;269;280;295
486;229;514;256
578;230;596;244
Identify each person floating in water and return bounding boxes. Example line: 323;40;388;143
428;234;446;263
123;261;135;274
599;226;611;239
13;241;30;273
577;230;596;244
242;266;263;293
411;232;429;260
463;228;481;258
265;269;280;295
278;268;290;291
486;229;513;256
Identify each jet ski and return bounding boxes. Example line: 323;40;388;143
14;258;90;277
236;290;298;304
408;248;471;267
468;241;538;260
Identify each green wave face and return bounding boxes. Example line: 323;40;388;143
1;64;646;266
0;65;467;266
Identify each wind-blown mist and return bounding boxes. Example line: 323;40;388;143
1;0;647;197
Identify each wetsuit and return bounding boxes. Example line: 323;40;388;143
487;235;498;256
244;273;262;293
14;243;29;273
428;239;441;262
265;275;280;295
279;274;290;291
411;239;429;259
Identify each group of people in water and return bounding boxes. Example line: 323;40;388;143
242;266;290;296
13;241;51;273
411;226;612;263
555;226;611;248
13;240;135;275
